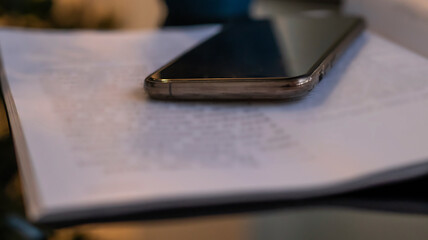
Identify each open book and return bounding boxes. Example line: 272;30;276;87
1;26;428;224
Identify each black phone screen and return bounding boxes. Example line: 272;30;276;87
155;16;362;80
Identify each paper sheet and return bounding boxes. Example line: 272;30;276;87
2;26;428;222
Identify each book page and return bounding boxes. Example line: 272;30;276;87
2;27;428;222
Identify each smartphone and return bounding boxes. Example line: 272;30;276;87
145;15;365;100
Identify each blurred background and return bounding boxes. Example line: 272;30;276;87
0;0;166;29
2;0;428;149
2;0;426;57
0;0;340;29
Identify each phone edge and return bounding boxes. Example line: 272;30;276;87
144;18;366;100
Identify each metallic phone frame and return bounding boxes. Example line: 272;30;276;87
145;19;365;100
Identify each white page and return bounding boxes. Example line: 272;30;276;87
2;27;428;223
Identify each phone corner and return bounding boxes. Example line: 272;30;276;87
144;76;171;99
